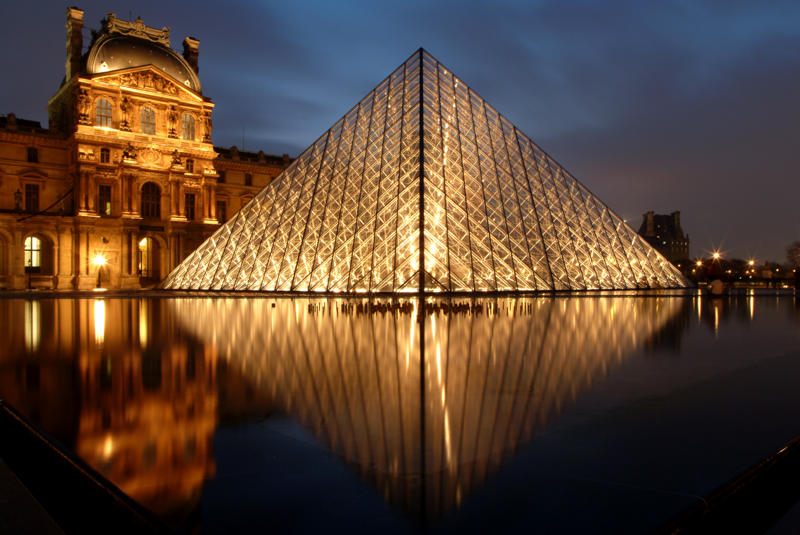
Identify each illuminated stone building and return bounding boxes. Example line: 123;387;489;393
0;9;290;290
637;211;690;265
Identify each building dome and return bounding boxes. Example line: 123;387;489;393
86;34;201;92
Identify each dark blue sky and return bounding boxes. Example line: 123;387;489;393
2;1;799;262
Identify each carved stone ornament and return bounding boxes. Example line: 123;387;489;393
77;88;92;125
202;111;212;143
119;96;132;131
102;72;180;96
106;13;171;47
122;143;137;161
140;147;160;164
168;105;178;138
171;149;182;165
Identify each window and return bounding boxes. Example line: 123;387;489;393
27;147;38;163
24;236;41;272
216;200;227;223
98;185;112;216
185;193;195;221
217;170;225;183
182;113;195;140
245;173;253;186
96;98;112;127
186;158;194;173
141;182;161;218
25;184;39;213
141;106;156;134
100;148;110;163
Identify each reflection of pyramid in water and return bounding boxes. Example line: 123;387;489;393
164;49;688;292
171;297;684;522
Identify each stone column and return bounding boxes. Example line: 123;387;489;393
208;186;216;221
87;173;96;213
77;171;91;215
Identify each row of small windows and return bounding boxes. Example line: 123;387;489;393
139;182;225;221
1;235;158;279
12;180;228;221
23;145;254;188
94;98;196;140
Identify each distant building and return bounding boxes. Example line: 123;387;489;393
638;211;690;264
0;9;292;290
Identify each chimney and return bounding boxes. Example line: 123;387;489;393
65;7;84;80
644;211;654;235
183;37;200;75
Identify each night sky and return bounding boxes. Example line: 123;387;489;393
2;1;798;262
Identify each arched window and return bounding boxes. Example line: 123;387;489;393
100;147;110;163
24;236;41;272
182;113;195;140
96;98;112;127
141;182;161;219
141;106;156;134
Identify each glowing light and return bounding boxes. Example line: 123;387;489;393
93;254;107;266
139;301;148;348
94;299;106;345
102;436;113;458
696;260;703;267
712;252;720;260
748;260;755;266
24;300;41;352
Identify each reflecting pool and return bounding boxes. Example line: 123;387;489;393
1;292;799;532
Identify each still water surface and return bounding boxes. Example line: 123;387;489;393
1;292;799;533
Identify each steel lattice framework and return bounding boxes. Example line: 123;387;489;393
163;49;688;292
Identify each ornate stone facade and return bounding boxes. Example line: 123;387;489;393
0;8;290;290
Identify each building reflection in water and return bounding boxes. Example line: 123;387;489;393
0;298;218;525
25;299;41;353
171;296;684;522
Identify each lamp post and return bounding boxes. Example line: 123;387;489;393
93;254;107;289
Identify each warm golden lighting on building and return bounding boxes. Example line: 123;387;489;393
93;254;107;266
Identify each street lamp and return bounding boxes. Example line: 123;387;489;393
93;254;107;289
712;252;720;260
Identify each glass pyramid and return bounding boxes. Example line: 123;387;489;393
163;49;688;292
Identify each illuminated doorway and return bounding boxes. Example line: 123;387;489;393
138;237;159;281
